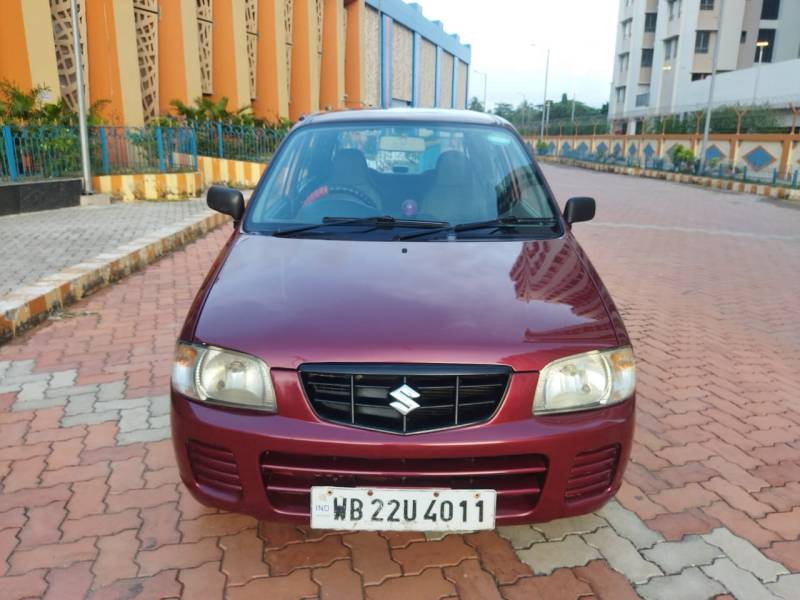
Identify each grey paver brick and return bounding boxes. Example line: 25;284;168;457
768;573;800;600
533;513;607;541
118;406;151;432
148;414;170;430
496;525;546;549
61;410;120;427
148;395;171;417
117;427;171;445
96;398;151;411
636;567;726;600
597;500;664;549
45;384;100;400
702;558;779;600
643;536;723;575
17;380;49;402
703;528;790;583
64;392;99;416
583;526;662;583
49;369;77;389
5;359;34;379
1;372;52;386
97;381;126;402
516;535;601;575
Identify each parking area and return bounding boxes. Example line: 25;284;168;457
0;164;798;599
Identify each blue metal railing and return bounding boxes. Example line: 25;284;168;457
0;122;286;182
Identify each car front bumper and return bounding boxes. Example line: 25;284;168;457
171;371;635;526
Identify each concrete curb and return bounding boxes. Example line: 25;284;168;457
540;156;800;202
0;209;230;343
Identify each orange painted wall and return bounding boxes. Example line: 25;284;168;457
211;0;239;109
319;0;342;110
344;0;363;109
157;0;189;114
86;0;125;124
0;1;33;90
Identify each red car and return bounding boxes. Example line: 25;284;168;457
171;109;635;532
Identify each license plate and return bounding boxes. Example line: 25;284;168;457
310;487;496;531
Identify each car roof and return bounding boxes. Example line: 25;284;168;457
296;108;512;129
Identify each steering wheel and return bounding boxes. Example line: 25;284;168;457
303;185;380;211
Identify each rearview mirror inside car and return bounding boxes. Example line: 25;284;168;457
563;196;596;225
207;186;245;222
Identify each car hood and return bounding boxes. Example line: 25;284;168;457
192;234;619;371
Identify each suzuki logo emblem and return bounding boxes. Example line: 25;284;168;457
389;384;421;416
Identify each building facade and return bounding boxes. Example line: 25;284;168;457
0;0;471;126
609;0;800;132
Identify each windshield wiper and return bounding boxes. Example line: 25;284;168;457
271;216;449;238
394;216;559;241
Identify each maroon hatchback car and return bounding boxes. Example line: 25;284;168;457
171;109;635;532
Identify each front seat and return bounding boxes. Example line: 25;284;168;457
328;149;382;207
421;151;490;222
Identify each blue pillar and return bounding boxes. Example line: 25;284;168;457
2;126;18;181
98;127;110;174
463;66;470;109
451;58;457;109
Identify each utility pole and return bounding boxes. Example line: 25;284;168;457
474;70;488;111
752;40;769;106
540;48;550;140
571;92;576;123
699;0;723;174
70;0;92;194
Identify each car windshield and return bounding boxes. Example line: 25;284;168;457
244;121;561;240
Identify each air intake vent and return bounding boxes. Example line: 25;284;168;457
188;440;242;500
565;444;620;503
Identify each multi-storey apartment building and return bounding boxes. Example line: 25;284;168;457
610;0;800;132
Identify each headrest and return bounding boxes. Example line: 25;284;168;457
434;151;470;182
332;149;369;181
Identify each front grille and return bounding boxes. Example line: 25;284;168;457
565;444;620;503
188;440;242;500
299;364;510;434
261;451;547;519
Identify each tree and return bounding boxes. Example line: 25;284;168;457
468;96;485;112
492;102;516;121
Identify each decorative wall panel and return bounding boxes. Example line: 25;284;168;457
363;6;380;107
418;37;436;108
314;0;324;85
134;2;159;121
284;0;293;98
49;0;88;109
197;0;213;94
391;23;413;103
440;51;454;108
456;60;467;109
245;0;258;99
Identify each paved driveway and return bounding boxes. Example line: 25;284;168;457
0;164;798;599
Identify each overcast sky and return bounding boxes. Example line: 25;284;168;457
415;0;619;110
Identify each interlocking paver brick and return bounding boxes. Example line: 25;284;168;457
515;534;601;575
702;558;778;600
227;569;319;600
532;513;607;541
219;529;268;586
596;500;663;549
89;569;181;600
0;569;48;600
8;536;97;574
496;525;546;549
636;567;726;600
758;507;800;540
365;568;455;600
500;567;594;600
61;509;141;543
702;528;789;583
768;573;800;600
343;532;401;585
642;536;722;574
43;560;94;600
180;512;258;543
574;560;641;600
179;561;228;600
701;477;774;519
391;535;477;576
583;526;662;583
443;558;504;600
92;529;139;587
464;530;531;585
313;559;365;600
136;537;222;577
265;535;349;576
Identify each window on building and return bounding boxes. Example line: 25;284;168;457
695;31;711;54
644;13;657;32
664;36;679;60
761;0;780;20
615;86;626;106
691;73;710;81
668;0;682;20
740;31;747;44
619;52;630;73
756;29;776;62
700;0;714;10
641;48;654;67
621;19;633;39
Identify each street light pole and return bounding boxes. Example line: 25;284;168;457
699;0;723;174
474;70;488;111
752;41;769;106
70;0;92;194
540;48;550;140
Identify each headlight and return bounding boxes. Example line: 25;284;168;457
533;346;635;415
171;342;277;412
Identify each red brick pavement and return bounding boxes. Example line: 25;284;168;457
0;165;798;598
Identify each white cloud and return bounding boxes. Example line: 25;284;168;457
414;0;618;109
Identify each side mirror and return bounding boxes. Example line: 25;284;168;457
563;196;595;225
207;186;245;221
